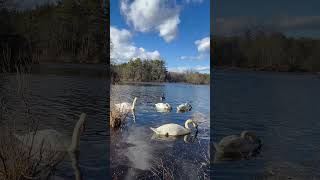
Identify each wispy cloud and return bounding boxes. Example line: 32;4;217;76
110;26;160;63
179;54;206;61
120;0;181;43
169;65;210;73
179;36;210;61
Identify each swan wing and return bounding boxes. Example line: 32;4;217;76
155;103;171;112
155;103;164;108
16;130;69;152
153;124;189;136
219;136;253;154
218;135;239;147
115;102;131;112
177;103;191;112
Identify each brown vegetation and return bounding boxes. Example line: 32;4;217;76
110;109;128;130
167;71;210;84
0;68;60;180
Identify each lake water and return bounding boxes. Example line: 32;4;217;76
212;69;320;179
0;64;108;179
110;83;210;179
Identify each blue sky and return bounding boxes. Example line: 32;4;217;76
110;0;210;74
214;0;320;37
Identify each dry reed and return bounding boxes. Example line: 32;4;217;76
0;66;62;180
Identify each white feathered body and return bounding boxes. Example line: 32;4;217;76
214;134;262;157
115;102;132;113
150;123;190;136
177;103;192;112
155;103;172;112
15;129;70;152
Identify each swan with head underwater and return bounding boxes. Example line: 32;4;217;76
177;102;192;113
150;119;198;136
115;97;137;113
155;94;172;112
155;102;172;112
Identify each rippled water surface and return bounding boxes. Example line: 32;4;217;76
0;64;108;179
111;83;210;179
212;69;320;179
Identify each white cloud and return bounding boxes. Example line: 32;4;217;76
179;54;207;61
194;65;210;72
120;0;180;42
110;26;160;63
179;36;210;60
195;37;210;53
169;65;210;73
185;0;204;3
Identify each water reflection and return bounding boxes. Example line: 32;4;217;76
213;70;320;179
68;151;83;180
125;127;154;171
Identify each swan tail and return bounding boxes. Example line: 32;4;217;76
150;127;158;134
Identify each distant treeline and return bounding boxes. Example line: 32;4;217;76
213;30;320;72
0;0;107;72
166;71;210;84
111;58;210;84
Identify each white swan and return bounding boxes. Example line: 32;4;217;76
115;97;137;113
213;131;262;159
155;103;172;112
150;119;198;136
177;103;192;112
15;113;86;153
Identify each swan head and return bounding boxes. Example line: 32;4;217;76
133;97;138;102
185;119;198;130
240;131;259;143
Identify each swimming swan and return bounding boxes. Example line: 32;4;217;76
213;131;262;159
177;103;192;112
155;103;172;112
15;113;86;153
150;119;198;136
115;97;137;113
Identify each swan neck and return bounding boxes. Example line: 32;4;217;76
68;151;83;180
185;120;192;129
68;113;86;152
132;98;137;110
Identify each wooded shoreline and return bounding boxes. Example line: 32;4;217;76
213;30;320;72
111;59;210;85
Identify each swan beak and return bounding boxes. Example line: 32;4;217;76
193;122;198;129
81;123;86;134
